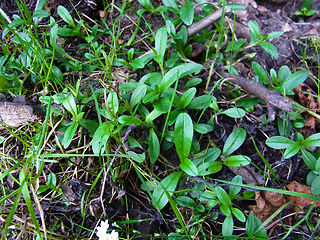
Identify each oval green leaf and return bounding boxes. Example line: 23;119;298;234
221;107;246;118
215;186;232;207
266;136;295;149
224;155;251;167
92;122;114;155
176;196;196;207
180;158;198;176
57;5;75;27
188;95;214;110
232;207;246;222
179;1;194;26
180;87;196;108
152;171;183;210
302;133;320;147
223;128;246;156
282;70;308;92
258;42;278;58
174;113;193;161
149;128;160;163
131;84;147;107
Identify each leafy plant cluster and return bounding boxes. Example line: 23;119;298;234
0;0;320;239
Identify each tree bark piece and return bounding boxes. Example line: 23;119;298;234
221;72;293;121
187;7;230;37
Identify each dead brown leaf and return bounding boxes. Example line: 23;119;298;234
294;83;320;136
251;191;287;222
286;181;320;211
250;181;320;223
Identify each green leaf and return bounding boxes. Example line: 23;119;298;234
75;112;84;122
159;63;202;93
220;108;245;118
47;173;57;189
224;155;251;167
168;109;185;125
307;171;318;186
145;110;162;124
302;133;320;147
246;211;267;238
159;67;179;93
152;171;183;210
131;84;147;107
2;19;25;39
138;0;154;10
226;3;245;10
229;175;242;199
50;24;58;47
215;186;232;207
143;90;159;103
57;6;75;28
252;61;269;85
62;121;79;148
92;122;114;155
162;0;179;13
299;149;315;168
266;31;284;40
180;158;198;176
131;58;145;69
166;19;176;35
315;157;320;172
194;124;213;134
236;97;262;108
32;9;49;18
220;204;231;216
195;204;205;212
258;42;278;58
188;95;214;110
37;185;49;194
278;65;291;84
128;151;145;163
180;87;196;108
301;0;312;11
176;196;196;207
193;148;222;176
80;119;99;136
281;70;308;92
222;215;234;236
127;137;146;163
57;26;78;37
232;207;246;222
174;113;193;161
53;93;77;117
145;97;171;124
248;21;261;43
197;161;223;176
186;78;202;87
223;128;246;156
118;115;143;126
266;136;295;149
225;39;246;52
194;148;221;163
149;128;160;163
154;27;167;62
283;142;301;159
311;176;320;195
179;1;194;26
105;91;119;119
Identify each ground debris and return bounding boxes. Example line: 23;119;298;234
250;181;320;223
0;94;39;130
